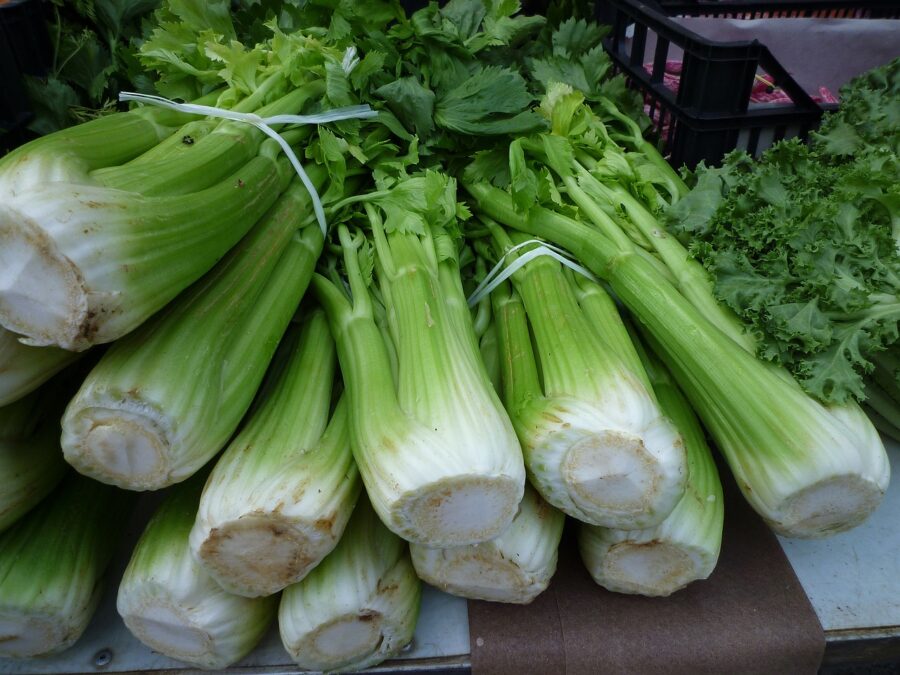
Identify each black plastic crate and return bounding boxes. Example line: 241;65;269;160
598;0;899;168
651;0;899;16
0;0;51;76
0;0;51;151
0;17;31;143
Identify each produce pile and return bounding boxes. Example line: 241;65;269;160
0;1;895;671
668;58;900;439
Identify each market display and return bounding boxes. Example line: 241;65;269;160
0;0;897;671
668;58;900;438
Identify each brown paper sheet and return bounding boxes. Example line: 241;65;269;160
468;475;825;675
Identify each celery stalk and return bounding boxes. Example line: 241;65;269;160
0;388;67;532
0;104;203;194
0;474;132;657
0;138;294;351
313;204;525;546
488;230;685;529
61;177;324;490
0;327;77;406
465;181;889;538
118;471;276;669
579;331;724;596
191;312;360;598
279;497;421;672
411;484;564;603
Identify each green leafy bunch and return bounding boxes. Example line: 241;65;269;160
814;56;900;160
669;133;899;403
24;0;161;134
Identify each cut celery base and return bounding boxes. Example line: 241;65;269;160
773;473;886;538
392;474;522;546
0;206;87;349
563;431;662;516
121;601;215;665
522;402;686;530
598;541;699;597
0;611;73;658
410;483;563;604
412;547;550;604
196;515;329;598
63;403;172;491
299;612;386;670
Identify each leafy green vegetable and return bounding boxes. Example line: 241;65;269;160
668;59;900;404
24;0;161;134
814;56;900;160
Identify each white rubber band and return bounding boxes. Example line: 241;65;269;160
467;239;598;307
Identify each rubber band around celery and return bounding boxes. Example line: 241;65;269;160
118;91;379;237
467;239;598;307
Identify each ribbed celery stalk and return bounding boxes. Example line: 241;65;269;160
488;230;685;529
0;134;294;351
0;474;132;657
411;483;564;603
94;84;323;197
0;102;207;194
579;331;724;597
479;321;502;393
312;176;525;547
118;470;276;670
61;177;324;490
0;388;68;532
191;312;360;598
0;327;77;406
465;181;889;537
279;497;421;672
865;351;900;441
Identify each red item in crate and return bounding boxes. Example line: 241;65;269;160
642;60;838;137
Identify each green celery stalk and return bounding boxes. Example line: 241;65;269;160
579;328;724;596
191;312;360;598
94;83;324;197
279;497;421;672
0;474;132;657
0;99;217;193
61;176;325;490
465;180;889;538
0;135;295;351
411;483;564;604
0;327;78;406
313;201;525;546
487;226;685;529
118;470;276;669
0;387;68;532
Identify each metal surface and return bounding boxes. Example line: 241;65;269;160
779;437;900;635
0;586;469;674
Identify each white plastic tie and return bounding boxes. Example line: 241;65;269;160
467;239;598;307
119;91;379;236
342;46;361;74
